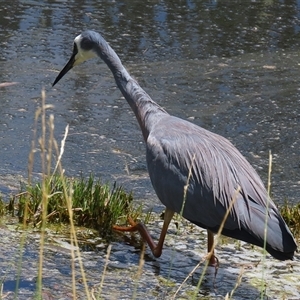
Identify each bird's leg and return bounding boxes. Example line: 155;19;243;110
207;230;218;266
152;208;175;257
113;208;175;258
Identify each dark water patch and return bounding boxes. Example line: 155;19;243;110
2;279;36;293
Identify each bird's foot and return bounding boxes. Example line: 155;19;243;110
112;216;138;232
205;253;219;268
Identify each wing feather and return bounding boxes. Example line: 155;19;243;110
146;115;275;230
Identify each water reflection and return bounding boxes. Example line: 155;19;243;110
1;1;300;61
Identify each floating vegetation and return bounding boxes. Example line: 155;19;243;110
5;174;139;240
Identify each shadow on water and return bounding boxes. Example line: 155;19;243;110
96;233;289;299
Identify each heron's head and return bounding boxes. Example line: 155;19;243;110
53;31;98;86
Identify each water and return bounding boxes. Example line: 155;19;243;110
1;0;299;204
1;1;300;298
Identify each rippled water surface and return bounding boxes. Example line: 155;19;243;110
1;1;300;299
1;0;300;203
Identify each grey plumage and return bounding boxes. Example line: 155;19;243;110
53;30;297;261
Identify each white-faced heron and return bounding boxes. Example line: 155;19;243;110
53;31;297;265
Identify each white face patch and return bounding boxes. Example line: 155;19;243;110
74;34;82;45
73;34;97;66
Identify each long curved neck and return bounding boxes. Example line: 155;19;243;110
94;41;168;141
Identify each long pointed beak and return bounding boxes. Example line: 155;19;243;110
52;53;76;86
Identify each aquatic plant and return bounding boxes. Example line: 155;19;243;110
13;174;135;240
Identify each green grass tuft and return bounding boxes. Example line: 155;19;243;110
7;174;136;240
280;200;300;239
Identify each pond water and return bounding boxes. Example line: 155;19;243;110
0;1;300;299
0;0;300;205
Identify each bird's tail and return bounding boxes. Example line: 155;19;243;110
221;208;297;260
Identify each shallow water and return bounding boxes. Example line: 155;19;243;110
0;1;300;299
1;218;300;299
